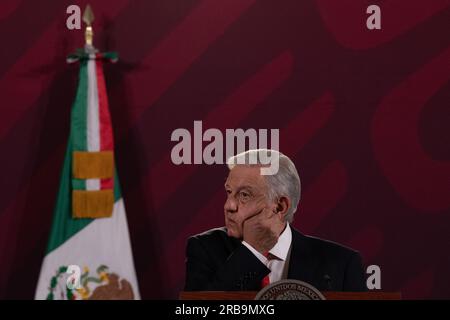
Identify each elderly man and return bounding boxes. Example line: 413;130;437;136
184;149;366;291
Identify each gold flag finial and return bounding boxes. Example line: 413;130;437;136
83;4;95;46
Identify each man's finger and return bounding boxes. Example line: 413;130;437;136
244;207;265;223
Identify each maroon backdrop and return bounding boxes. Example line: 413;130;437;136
0;0;449;299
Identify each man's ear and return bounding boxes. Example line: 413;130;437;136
275;196;290;219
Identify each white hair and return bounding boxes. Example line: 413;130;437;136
227;149;301;223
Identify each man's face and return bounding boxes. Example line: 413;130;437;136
224;165;273;239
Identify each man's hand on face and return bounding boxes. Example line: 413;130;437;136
242;201;279;254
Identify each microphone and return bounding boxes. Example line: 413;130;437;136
323;274;332;291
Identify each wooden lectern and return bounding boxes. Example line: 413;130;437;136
179;291;401;300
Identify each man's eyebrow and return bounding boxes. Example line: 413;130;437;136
224;184;254;192
236;185;254;193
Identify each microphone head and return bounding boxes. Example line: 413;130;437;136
323;274;332;290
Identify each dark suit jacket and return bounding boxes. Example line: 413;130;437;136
184;227;366;292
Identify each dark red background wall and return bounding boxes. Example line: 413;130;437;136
0;0;449;299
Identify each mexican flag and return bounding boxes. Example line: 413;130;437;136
35;48;140;300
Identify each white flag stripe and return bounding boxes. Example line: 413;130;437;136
87;55;100;153
86;179;101;191
86;55;101;191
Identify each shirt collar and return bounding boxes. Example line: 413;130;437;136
269;223;292;261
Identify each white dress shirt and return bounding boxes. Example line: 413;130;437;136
242;223;292;284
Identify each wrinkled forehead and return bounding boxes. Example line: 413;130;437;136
225;165;267;190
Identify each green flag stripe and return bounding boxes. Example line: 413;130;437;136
71;60;88;191
71;60;88;152
70;60;88;151
46;139;91;253
72;179;86;190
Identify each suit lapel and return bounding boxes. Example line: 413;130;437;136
223;228;243;256
287;228;317;284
